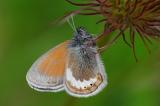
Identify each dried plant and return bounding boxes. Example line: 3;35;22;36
64;0;160;61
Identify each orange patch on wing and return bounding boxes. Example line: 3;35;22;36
38;41;69;77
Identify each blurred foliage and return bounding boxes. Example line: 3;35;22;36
0;0;160;106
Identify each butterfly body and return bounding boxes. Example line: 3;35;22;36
26;27;107;97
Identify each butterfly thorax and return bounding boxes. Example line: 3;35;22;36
69;27;96;48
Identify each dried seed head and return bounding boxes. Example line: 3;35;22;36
65;0;160;60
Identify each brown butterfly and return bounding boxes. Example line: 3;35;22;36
26;27;107;97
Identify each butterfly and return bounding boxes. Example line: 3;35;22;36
26;27;108;97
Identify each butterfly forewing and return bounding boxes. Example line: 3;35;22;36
26;41;69;92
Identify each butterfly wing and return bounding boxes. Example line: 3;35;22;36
26;41;69;92
64;47;107;97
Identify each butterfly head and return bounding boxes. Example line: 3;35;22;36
70;27;96;47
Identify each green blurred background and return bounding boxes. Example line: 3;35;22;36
0;0;160;106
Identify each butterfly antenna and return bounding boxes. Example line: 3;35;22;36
71;15;77;32
67;15;77;32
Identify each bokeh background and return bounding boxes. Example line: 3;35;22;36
0;0;160;106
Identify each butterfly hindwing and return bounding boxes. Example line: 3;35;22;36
64;47;107;97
